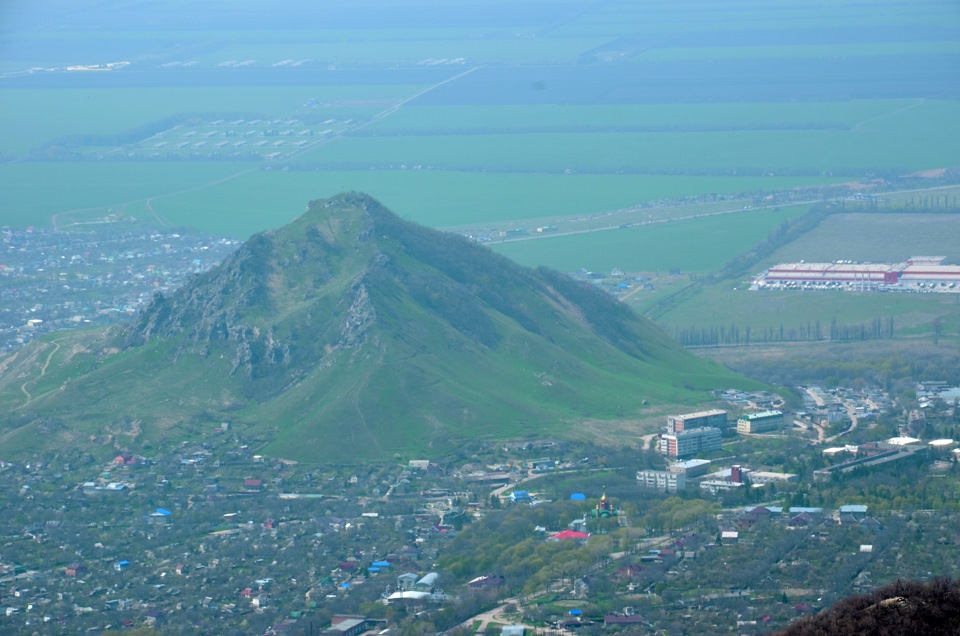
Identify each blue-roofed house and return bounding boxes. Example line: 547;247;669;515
148;508;172;523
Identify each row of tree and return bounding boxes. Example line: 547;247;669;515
674;317;896;347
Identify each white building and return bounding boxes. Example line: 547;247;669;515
737;410;784;434
637;470;686;493
660;427;722;457
666;409;727;433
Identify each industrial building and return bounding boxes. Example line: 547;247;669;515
753;257;960;292
660;427;722;457
668;458;712;478
737;410;784;434
666;409;727;433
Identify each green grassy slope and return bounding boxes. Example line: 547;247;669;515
0;194;757;462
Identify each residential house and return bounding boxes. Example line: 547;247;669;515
860;516;883;532
788;512;814;527
397;573;418;591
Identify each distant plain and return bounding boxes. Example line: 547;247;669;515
1;0;958;343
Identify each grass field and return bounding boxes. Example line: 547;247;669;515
310;119;960;173
493;205;810;274
364;100;942;133
646;211;960;340
149;171;834;238
549;0;960;36
0;85;425;154
767;213;960;264
0;162;249;228
192;36;609;67
653;284;960;340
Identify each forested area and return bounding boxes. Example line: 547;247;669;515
710;341;960;395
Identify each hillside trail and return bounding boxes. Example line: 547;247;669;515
17;338;62;409
48;66;480;232
0;349;21;377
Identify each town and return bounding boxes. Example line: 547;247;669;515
2;380;960;634
0;222;240;352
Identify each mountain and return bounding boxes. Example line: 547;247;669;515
0;193;758;461
771;578;960;636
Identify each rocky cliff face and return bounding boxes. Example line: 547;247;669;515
124;235;286;377
122;195;384;379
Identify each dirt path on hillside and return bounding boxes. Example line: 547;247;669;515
17;338;61;408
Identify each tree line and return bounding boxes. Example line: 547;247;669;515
674;317;896;347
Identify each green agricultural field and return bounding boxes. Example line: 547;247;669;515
0;85;424;155
449;198;759;236
193;36;608;67
652;284;960;341
0;162;250;229
645;211;960;342
493;205;810;274
0;157;830;237
149;171;829;238
365;100;938;133
637;41;960;62
767;213;960;264
875;185;960;210
549;0;959;37
306;103;960;174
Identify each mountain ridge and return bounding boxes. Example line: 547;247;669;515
0;193;759;461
